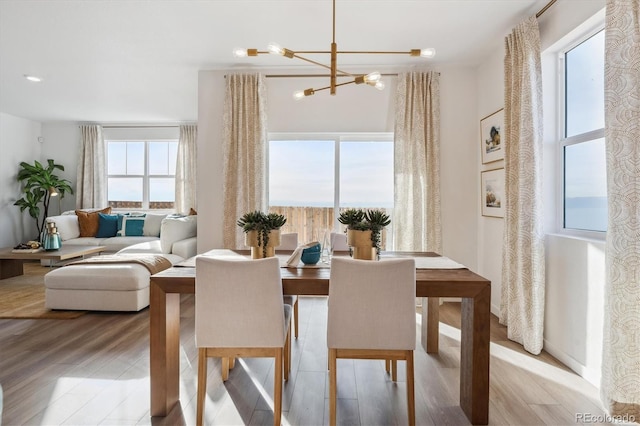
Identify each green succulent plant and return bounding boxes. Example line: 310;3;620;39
237;210;287;257
14;159;73;239
337;208;391;254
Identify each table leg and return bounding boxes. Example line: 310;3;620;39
460;285;491;425
0;259;24;280
421;297;440;353
150;280;181;417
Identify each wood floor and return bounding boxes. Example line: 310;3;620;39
0;264;615;425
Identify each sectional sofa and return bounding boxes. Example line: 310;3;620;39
43;209;197;311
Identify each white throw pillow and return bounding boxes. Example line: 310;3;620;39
143;213;167;237
160;215;197;254
46;215;80;241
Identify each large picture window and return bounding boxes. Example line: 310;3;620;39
268;133;394;244
560;28;606;234
106;140;178;210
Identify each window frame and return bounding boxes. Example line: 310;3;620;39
105;139;178;212
555;25;606;240
267;132;394;230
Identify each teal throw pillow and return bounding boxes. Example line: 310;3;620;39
116;213;130;234
96;213;118;238
121;216;145;236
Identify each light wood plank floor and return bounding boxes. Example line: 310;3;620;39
0;264;618;425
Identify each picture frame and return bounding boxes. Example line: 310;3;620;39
481;168;505;218
480;108;504;164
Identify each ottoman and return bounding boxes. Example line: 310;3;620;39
44;263;151;311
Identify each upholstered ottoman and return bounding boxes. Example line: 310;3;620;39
44;263;152;312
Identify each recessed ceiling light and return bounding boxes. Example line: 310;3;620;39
24;75;43;82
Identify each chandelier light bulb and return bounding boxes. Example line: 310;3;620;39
233;48;248;58
420;48;436;58
364;71;381;83
267;43;284;56
293;90;305;100
374;80;385;90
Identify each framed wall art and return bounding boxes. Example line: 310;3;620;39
480;108;504;164
481;168;505;218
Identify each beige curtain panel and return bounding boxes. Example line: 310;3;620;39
222;73;268;249
76;124;106;209
601;0;640;419
175;124;197;214
500;16;546;355
393;71;442;253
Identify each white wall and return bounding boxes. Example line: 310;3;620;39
0;112;42;245
40;123;81;214
475;0;606;386
197;66;478;271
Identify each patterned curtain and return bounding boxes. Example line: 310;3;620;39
500;16;545;355
175;124;197;214
76;124;106;209
601;0;640;418
222;74;268;249
393;71;442;253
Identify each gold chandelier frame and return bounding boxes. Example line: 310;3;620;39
233;0;435;99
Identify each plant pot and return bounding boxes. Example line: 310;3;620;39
346;229;377;261
245;229;282;259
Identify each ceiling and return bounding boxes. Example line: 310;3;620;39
0;0;546;124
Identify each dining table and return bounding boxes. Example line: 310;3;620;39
149;250;491;425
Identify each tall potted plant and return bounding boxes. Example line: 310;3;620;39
237;210;287;258
14;159;73;240
338;208;391;260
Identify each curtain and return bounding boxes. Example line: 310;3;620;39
500;16;545;355
76;124;106;209
222;74;268;249
601;0;640;418
393;71;442;253
175;124;197;214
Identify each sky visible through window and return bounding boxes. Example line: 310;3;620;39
269;139;394;208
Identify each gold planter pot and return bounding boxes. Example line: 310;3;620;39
346;229;377;261
245;229;282;259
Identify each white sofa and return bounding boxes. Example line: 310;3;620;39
43;212;197;311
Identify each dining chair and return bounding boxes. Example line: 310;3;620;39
327;257;417;426
195;256;292;426
279;232;300;338
330;232;349;251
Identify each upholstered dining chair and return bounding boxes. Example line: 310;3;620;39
330;232;349;252
195;256;292;426
279;232;300;338
327;257;417;426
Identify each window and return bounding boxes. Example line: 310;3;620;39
106;140;178;210
560;28;607;234
268;133;394;244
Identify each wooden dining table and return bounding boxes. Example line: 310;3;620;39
149;250;491;425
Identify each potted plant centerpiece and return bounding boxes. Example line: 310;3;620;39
338;208;391;260
237;210;287;259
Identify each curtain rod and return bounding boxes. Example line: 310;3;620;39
100;125;183;129
536;0;558;18
223;72;441;78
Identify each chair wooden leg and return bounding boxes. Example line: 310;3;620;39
385;359;390;374
196;348;208;426
284;327;291;381
229;357;236;369
329;348;337;426
293;298;299;339
391;360;397;382
406;350;415;426
274;348;283;426
222;357;230;381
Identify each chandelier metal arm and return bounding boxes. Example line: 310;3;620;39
291;53;354;77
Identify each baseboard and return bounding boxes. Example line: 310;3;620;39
543;338;601;388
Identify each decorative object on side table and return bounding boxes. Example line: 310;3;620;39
42;221;62;251
13;159;73;240
237;210;287;258
12;240;42;253
301;243;321;265
338;208;391;260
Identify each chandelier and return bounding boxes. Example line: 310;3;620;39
233;0;435;100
